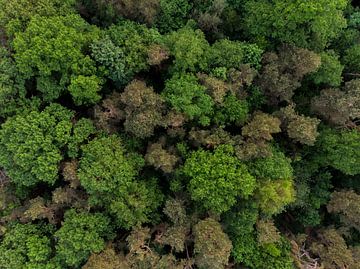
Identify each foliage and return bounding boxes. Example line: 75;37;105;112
0;223;56;269
316;128;360;175
163;73;214;126
193;218;232;269
78;135;163;228
13;14;100;102
0;104;73;187
55;209;111;267
243;0;348;50
183;144;256;214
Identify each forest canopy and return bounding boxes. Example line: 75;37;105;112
0;0;359;268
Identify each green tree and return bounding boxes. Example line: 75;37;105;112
55;209;111;267
0;104;73;187
183;144;256;214
243;0;348;50
311;50;344;87
316;128;360;175
68;75;103;106
13;14;100;103
0;0;75;37
163;73;214;126
78;135;163;228
0;223;57;269
155;0;192;33
91;20;161;85
165;27;210;73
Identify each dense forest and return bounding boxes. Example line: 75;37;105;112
0;0;359;268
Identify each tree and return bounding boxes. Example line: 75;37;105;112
145;142;179;173
94;0;160;25
183;144;256;214
311;50;343;87
163;73;214;126
155;0;192;33
91;21;161;85
316;128;360;175
256;179;295;216
276;105;320;146
327;190;360;231
243;0;348;50
165;27;210;73
311;79;360;126
249;149;293;181
55;209;111;267
120;80;166;138
310;228;355;269
242;112;281;141
78;135;163;228
68;75;103;106
257;46;321;103
0;104;73;187
343;44;360;73
0;223;57;269
0;0;76;38
207;39;263;70
193;218;232;269
13;14;101;103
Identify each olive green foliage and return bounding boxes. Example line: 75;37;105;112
155;0;192;33
78;135;163;228
232;234;294;269
166;27;210;73
0;223;56;269
193;218;232;269
249;149;293;181
312;51;344;87
0;0;76;37
0;104;74;186
91;21;161;85
183;145;256;214
68;75;103;106
163;73;214;126
256;179;295;216
243;0;348;50
13;14;100;102
207;39;263;70
316;128;360;175
311;229;356;269
55;209;111;267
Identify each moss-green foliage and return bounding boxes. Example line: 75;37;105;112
0;223;57;269
0;104;73;187
166;27;210;73
13;14;100;102
163;73;214;126
214;93;249;125
78;135;163;228
155;0;192;33
243;0;348;50
183;144;256;214
91;20;161;85
55;209;111;267
312;51;344;87
249;149;293;181
232;233;294;269
316;128;360;175
0;0;76;37
207;39;263;70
